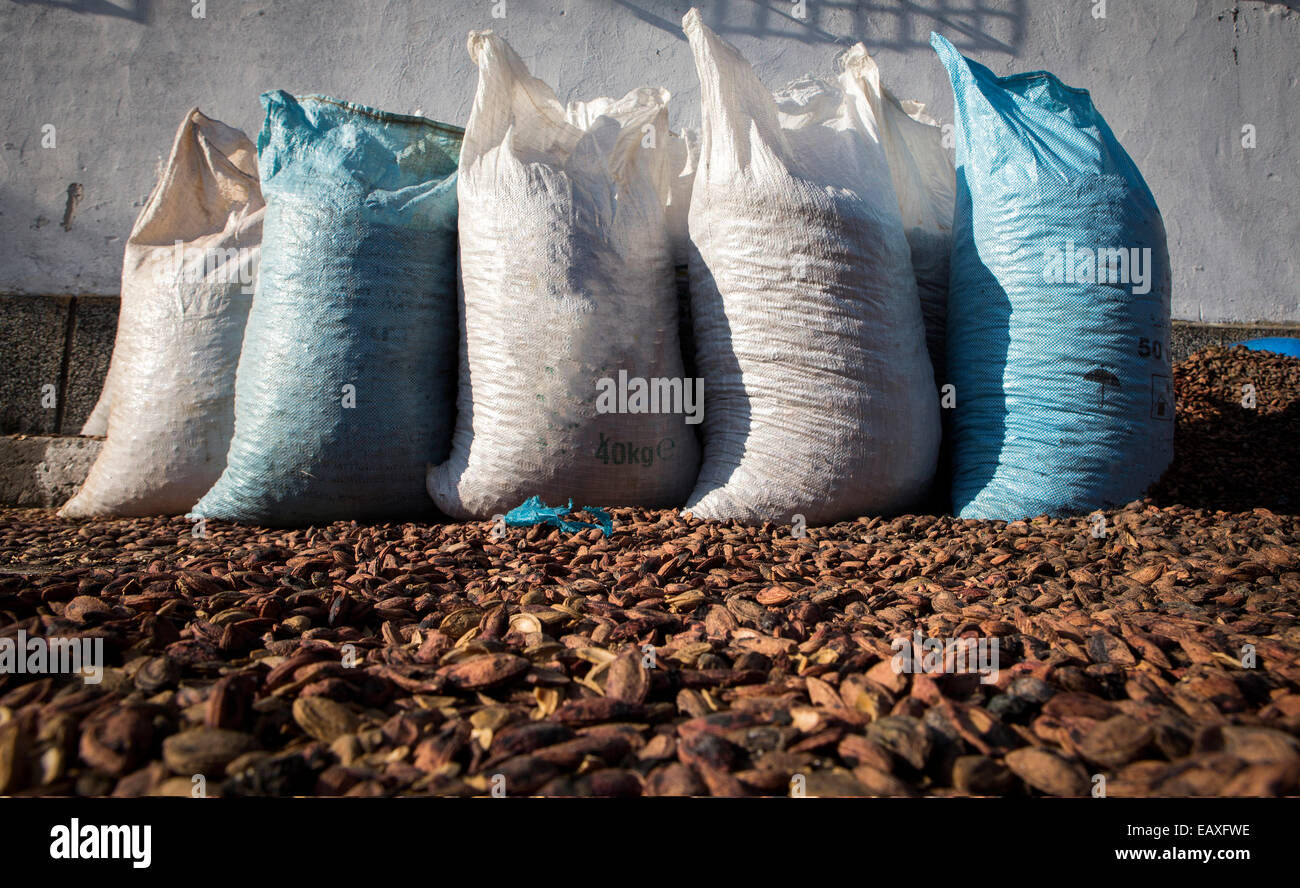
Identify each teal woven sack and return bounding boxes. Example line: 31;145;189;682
192;92;462;525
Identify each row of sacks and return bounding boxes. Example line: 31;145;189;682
62;11;1172;527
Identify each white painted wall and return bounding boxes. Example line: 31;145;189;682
1;0;1296;322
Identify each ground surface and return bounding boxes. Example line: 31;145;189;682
0;346;1297;797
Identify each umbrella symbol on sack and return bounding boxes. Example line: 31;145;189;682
1084;367;1122;410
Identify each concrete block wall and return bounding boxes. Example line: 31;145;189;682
0;294;115;436
0;296;1286;441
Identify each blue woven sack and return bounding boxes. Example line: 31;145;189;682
1234;337;1300;359
932;34;1173;521
191;92;462;525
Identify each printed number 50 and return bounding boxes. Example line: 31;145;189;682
1138;338;1162;359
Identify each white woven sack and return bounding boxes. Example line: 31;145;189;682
428;31;700;520
681;9;939;525
61;109;263;517
661;126;699;267
843;45;956;382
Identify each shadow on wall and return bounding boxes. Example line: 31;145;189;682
8;0;151;23
617;0;1027;52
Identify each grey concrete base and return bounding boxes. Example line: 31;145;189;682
0;435;101;508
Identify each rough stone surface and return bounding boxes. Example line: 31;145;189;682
61;295;118;434
0;295;70;435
